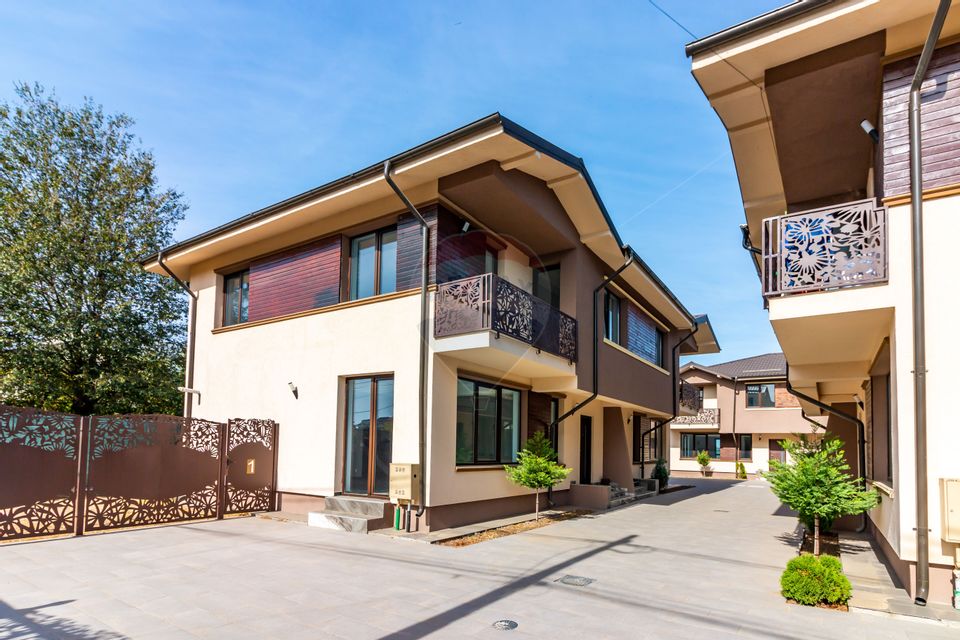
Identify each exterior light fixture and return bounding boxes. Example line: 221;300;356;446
288;382;299;399
462;220;471;233
177;387;201;404
860;119;879;143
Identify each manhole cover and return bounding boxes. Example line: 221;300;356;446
555;574;595;587
492;620;518;630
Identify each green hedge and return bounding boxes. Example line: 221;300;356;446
780;554;852;606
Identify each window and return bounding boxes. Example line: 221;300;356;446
680;433;721;459
633;417;659;464
344;376;394;496
549;397;560;454
697;387;704;406
604;292;621;343
738;434;753;460
746;383;776;408
533;264;561;309
456;378;521;465
222;270;249;326
349;227;397;300
484;247;499;276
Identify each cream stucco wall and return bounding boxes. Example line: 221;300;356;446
189;267;425;496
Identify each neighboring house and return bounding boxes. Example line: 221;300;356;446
671;353;823;479
144;114;719;533
687;0;960;605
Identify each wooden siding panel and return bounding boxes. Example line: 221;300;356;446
527;392;552;438
882;42;960;197
436;207;490;284
625;302;662;366
396;204;438;291
247;235;341;322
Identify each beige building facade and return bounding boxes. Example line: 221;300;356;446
146;115;719;533
687;0;960;605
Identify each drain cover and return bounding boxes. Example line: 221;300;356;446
556;574;595;587
492;620;518;630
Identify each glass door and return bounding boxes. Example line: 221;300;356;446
344;376;394;496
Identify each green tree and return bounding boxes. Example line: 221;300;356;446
765;437;878;555
0;84;186;415
504;431;572;520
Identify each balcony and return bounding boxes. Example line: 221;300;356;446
678;381;701;416
671;408;720;429
434;273;577;363
761;199;887;297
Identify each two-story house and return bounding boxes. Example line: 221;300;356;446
143;114;719;534
671;353;825;479
687;0;960;605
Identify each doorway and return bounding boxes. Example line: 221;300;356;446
579;415;592;485
344;375;394;496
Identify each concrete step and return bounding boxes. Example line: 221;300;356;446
307;510;381;533
607;489;657;509
323;495;387;518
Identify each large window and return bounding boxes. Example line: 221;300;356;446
681;433;721;459
223;270;249;326
456;378;521;465
604;292;621;343
746;384;776;408
738;434;753;461
349;227;397;300
344;376;394;496
533;264;561;309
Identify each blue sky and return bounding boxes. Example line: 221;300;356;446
0;0;783;365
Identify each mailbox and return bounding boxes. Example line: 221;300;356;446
941;478;960;543
389;463;421;504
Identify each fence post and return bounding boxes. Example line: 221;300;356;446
217;420;229;520
74;415;90;537
271;421;280;512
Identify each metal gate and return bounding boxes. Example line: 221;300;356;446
0;405;278;542
0;405;84;541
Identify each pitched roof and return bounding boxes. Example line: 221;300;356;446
685;352;786;380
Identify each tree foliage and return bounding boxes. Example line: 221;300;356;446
504;431;572;520
766;437;878;552
0;84;186;415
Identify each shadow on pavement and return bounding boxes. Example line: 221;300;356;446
642;478;741;506
0;600;126;640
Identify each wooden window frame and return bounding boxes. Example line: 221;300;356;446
456;377;523;466
342;374;394;497
221;269;250;327
745;383;776;408
604;291;621;344
346;225;397;301
737;434;753;461
680;432;721;459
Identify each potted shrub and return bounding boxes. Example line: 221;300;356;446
765;436;878;556
652;458;669;490
696;450;712;477
504;431;572;520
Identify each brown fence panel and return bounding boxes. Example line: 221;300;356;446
222;419;278;514
82;415;224;532
0;405;83;541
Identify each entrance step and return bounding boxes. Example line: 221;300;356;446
307;495;392;533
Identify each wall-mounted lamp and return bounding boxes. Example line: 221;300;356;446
860;119;879;143
288;382;299;399
177;387;201;405
461;220;471;233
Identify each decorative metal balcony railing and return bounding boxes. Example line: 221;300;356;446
434;273;578;362
762;198;887;297
679;381;702;413
672;408;720;426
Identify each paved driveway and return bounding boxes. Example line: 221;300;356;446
1;479;955;639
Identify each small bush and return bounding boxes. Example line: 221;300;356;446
695;450;711;468
780;554;852;606
652;458;669;488
736;461;747;479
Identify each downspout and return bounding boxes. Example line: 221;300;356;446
157;251;198;419
383;161;430;519
908;0;950;606
739;224;763;281
640;321;699;479
545;248;635;503
732;376;738;467
784;364;867;533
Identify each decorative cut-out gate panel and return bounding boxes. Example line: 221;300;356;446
0;405;83;541
222;419;279;515
83;415;225;532
0;405;279;542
